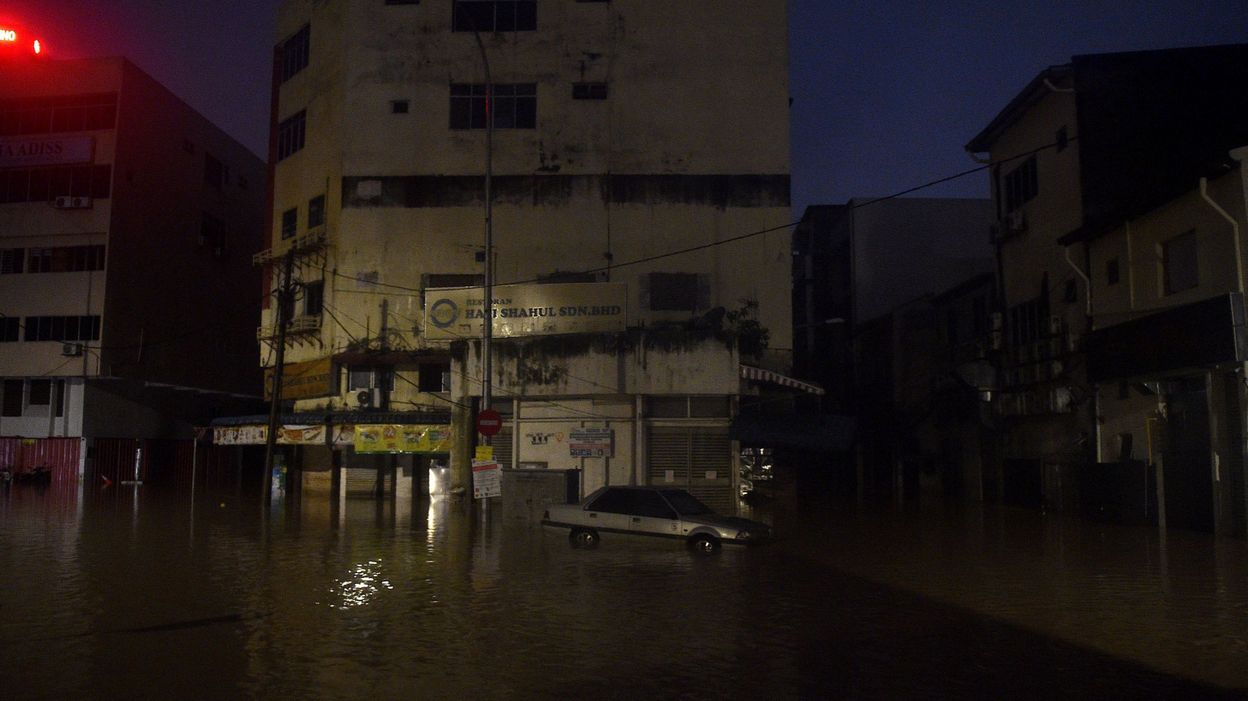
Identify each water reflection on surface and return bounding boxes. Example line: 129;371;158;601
1;481;1246;699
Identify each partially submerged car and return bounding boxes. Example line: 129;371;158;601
542;486;772;553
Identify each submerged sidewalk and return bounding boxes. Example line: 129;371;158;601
768;497;1248;691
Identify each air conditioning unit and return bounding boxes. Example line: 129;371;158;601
52;196;92;209
1006;210;1027;233
61;342;83;357
356;388;382;409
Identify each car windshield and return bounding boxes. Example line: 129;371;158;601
659;490;714;516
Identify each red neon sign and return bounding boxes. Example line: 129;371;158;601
0;27;45;56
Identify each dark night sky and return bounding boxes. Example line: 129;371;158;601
3;1;1246;216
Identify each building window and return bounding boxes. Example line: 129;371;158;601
391;100;410;114
0;164;111;203
1003;156;1038;212
418;362;450;392
302;280;324;317
1;379;22;416
0;316;19;341
204;153;227;191
1;248;24;274
1055;126;1068;152
308;195;325;229
572;82;608;100
1162;230;1199;295
0;93;117;136
647;272;700;312
23;315;100;342
28;379;51;407
452;1;536;32
1106;257;1120;286
281;207;298;240
279;25;310;83
25;245;105;273
1008;296;1048;347
348;367;394;391
449;84;536;129
55;380;66;417
277;110;306;161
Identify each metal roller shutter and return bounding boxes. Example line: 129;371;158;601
646;425;733;512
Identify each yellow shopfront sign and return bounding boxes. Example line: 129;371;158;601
354;424;453;454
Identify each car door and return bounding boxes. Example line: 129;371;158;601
581;488;634;534
627;490;681;539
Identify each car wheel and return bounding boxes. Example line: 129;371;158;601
688;533;721;554
569;528;600;548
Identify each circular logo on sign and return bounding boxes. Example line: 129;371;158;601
429;299;459;328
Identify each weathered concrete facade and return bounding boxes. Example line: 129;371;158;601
262;1;792;504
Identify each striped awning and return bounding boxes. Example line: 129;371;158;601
740;365;825;395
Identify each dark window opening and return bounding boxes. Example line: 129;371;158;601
22;315;99;342
450;83;536;130
25;245;104;273
1003;156;1038;212
308;195;326;229
281;207;298;240
1106;257;1120;286
302;280;324;317
279;25;310;83
2;380;22;416
1;248;24;274
572;82;608;100
1055;126;1068;152
28;379;51;406
0;93;117;136
0;164;111;203
418;362;451;392
391;100;410;114
0;317;19;342
277;110;306;161
204;153;226;191
452;1;536;32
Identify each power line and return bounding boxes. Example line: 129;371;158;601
320;137;1071;298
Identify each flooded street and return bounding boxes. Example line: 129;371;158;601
2;481;1247;699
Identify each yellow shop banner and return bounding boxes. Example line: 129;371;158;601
354;424;453;454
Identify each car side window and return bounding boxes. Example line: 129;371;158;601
585;489;633;514
632;491;677;519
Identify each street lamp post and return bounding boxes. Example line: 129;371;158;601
468;23;494;420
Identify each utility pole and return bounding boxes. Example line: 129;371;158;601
468;27;494;420
263;250;295;506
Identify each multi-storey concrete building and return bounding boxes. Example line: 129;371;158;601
967;44;1248;535
0;49;265;483
791;198;994;497
253;0;793;508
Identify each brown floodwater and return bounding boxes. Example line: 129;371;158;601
2;479;1245;699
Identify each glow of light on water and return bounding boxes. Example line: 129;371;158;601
329;559;393;610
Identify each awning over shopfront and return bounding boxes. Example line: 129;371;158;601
1086;293;1247;382
740;365;825;395
731;413;855;453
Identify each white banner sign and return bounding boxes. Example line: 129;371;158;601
424;282;627;341
0;136;94;168
472;460;501;499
